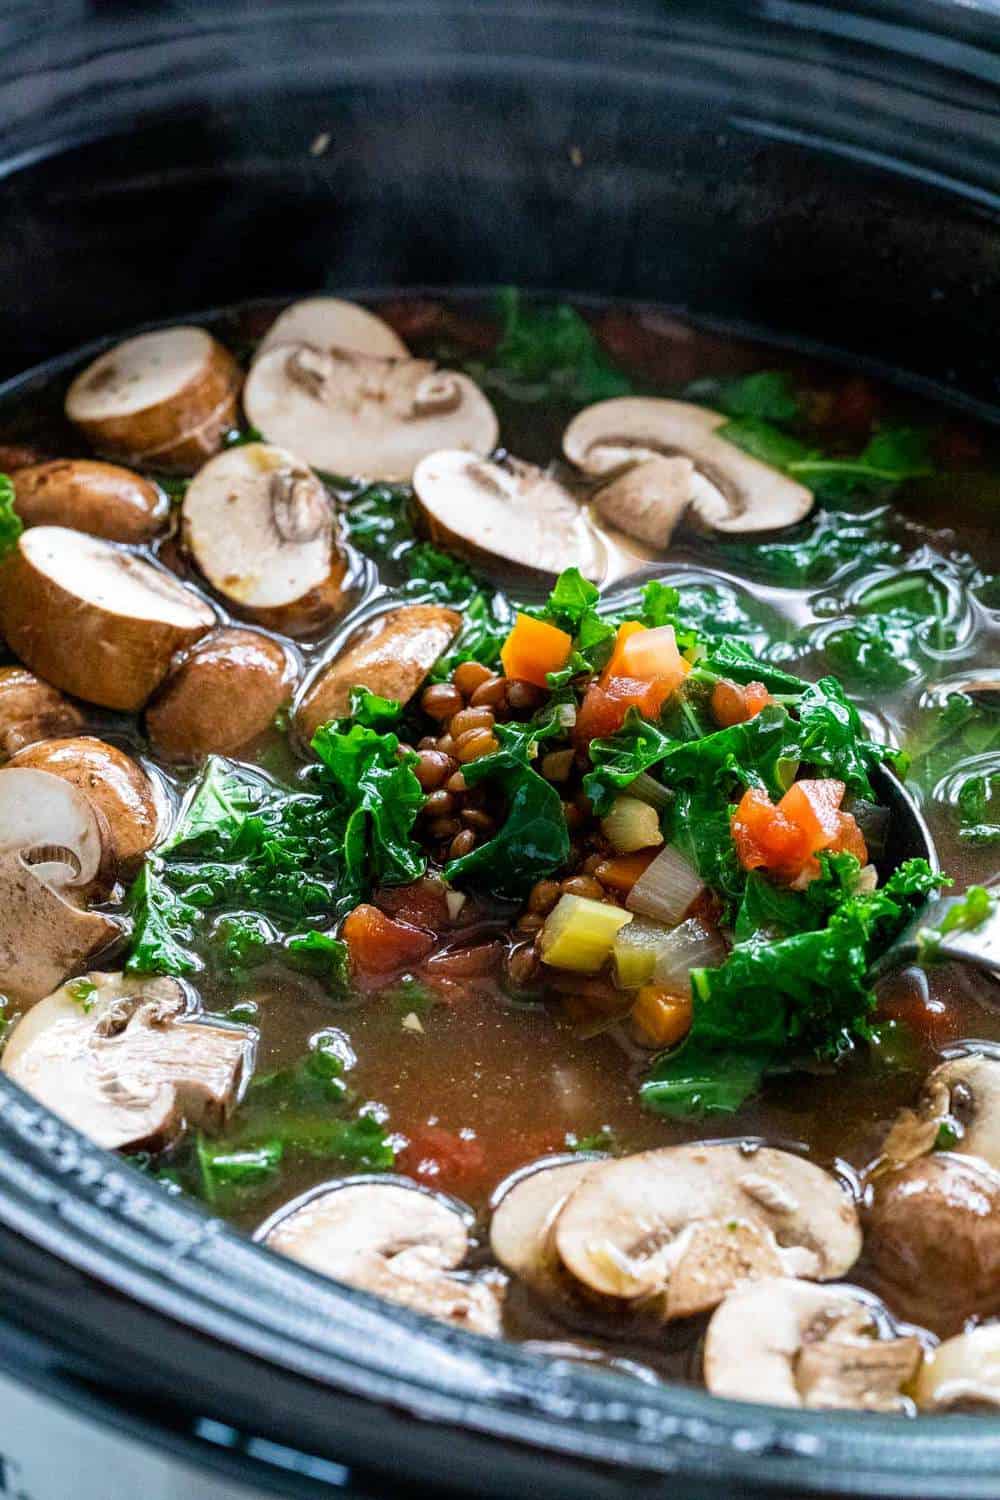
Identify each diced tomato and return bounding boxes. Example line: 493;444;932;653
731;786;811;875
342;903;435;977
711;678;773;728
833;376;881;435
619;624;687;687
374;876;450;932
398;1123;487;1192
779;778;845;852
833;811;869;864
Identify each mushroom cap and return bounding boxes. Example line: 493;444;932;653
563;397;813;534
915;1324;1000;1411
146;627;296;763
703;1278;922;1411
11;460;169;543
0;767;119;1004
181;443;349;632
490;1155;602;1293
2;970;254;1151
8;736;161;869
592;455;694;552
553;1144;861;1319
65;326;241;472
295;603;461;743
243;345;498;481
412;451;605;582
256;297;409;361
865;1153;1000;1335
261;1177;501;1335
0;666;83;762
0;527;216;710
880;1052;1000;1172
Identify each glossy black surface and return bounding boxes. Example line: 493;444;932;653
1;3;999;1495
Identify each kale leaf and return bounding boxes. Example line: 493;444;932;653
0;475;23;562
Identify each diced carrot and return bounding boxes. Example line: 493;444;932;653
711;678;772;728
500;613;572;688
779;778;845;852
593;849;660;893
631;986;693;1048
600;620;646;685
342;903;436;977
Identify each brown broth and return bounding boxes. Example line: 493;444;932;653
2;292;999;1377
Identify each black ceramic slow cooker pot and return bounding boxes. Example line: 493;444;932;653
1;3;999;1496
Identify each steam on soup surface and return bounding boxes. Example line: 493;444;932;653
0;290;998;1411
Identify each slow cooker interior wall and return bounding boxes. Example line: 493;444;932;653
3;84;999;410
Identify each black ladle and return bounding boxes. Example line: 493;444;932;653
869;765;1000;981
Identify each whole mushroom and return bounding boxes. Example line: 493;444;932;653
146;627;297;763
11;460;169;543
0;667;83;762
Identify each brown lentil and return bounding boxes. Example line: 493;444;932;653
541;749;574;782
421;682;463;720
460;808;495;834
423;788;456;818
505;679;545;713
516;911;545;934
448;828;476;859
453;660;494;697
414;749;455;791
417;735;439;751
446;770;468;794
449;705;495;738
527;879;561;915
436;733;456;756
427;815;461;840
560;874;606;901
582;853;605;875
469;676;508;709
455;728;499;763
506;942;541;988
562;800;585;832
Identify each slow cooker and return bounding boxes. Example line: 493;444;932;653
1;2;1000;1495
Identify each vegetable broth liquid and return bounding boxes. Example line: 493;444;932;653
2;291;998;1379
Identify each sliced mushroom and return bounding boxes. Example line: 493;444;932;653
0;527;215;709
553;1144;860;1320
8;737;160;869
563;398;813;536
412;451;605;582
0;768;119;1004
260;1178;502;1335
180;443;349;635
0;667;83;762
490;1155;602;1298
295;604;461;743
592;455;695;551
865;1153;1000;1334
915;1325;1000;1411
0;442;45;472
65;327;241;473
703;1278;922;1411
244;345;498;481
146;627;296;763
11;460;169;543
256;297;409;361
879;1053;1000;1171
2;971;253;1151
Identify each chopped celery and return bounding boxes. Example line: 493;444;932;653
540;894;632;973
600;795;664;855
613;916;673;989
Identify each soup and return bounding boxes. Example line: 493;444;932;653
0;291;997;1412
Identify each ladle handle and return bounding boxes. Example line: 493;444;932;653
871;887;1000;984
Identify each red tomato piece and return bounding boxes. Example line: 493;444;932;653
374;876;450;932
342;903;436;978
731;786;810;874
779;778;845;853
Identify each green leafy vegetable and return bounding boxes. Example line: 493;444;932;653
917;885;994;964
0;475;22;563
686;370;800;423
478;287;633;403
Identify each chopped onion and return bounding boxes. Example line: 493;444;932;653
626;771;672;811
626;843;704;925
652;917;728;995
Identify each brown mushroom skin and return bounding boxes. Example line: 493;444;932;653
295;604;461;743
12;461;170;543
865;1154;1000;1335
66;331;241;474
8;737;160;869
0;443;46;472
0;667;83;762
146;628;296;763
232;552;352;640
